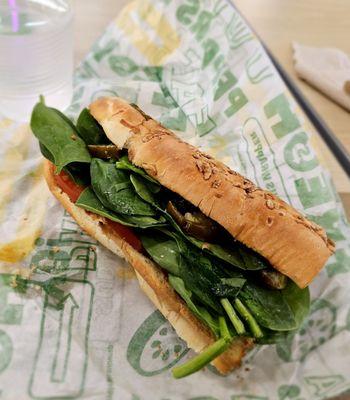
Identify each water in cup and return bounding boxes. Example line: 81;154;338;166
0;0;73;121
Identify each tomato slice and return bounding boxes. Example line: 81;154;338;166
54;170;84;203
54;168;142;252
108;221;143;252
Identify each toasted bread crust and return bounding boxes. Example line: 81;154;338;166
44;160;253;374
89;97;335;288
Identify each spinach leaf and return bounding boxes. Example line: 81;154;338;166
141;229;222;312
172;336;231;379
76;108;109;145
39;142;54;162
91;158;156;216
239;282;297;331
65;163;91;186
282;280;310;327
257;282;310;344
190;237;267;270
252;282;309;342
238;246;269;270
256;329;291;344
179;253;226;313
50;107;77;130
39;143;90;186
140;231;181;276
169;275;220;337
212;277;246;297
163;213;268;271
155;228;190;254
179;257;222;314
158;229;246;299
158;212;241;268
31;101;91;173
76;187;165;228
199;241;245;268
130;174;157;205
116;155;160;189
220;298;246;335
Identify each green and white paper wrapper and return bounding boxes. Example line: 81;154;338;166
0;1;350;399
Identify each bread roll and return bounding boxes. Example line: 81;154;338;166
42;96;334;374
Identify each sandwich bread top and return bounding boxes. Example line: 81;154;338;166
89;97;335;288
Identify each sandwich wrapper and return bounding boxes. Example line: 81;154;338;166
0;1;350;398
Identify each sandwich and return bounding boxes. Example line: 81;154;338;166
30;96;335;378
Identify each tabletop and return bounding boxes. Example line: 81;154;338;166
74;0;350;217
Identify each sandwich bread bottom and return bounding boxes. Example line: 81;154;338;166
44;160;253;374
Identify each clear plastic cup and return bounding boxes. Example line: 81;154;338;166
0;0;73;121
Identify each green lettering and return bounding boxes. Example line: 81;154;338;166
191;10;213;41
93;39;117;62
327;248;350;277
214;70;237;101
284;132;318;172
224;88;248;117
213;54;225;72
264;93;301;138
308;209;345;241
151;92;175;108
266;182;277;193
31;249;70;274
0;285;23;325
176;0;199;25
295;174;333;209
197;116;217;137
225;14;254;50
108;55;138;76
0;330;13;373
127;310;189;376
278;385;301;400
142;66;163;82
202;39;219;68
161;110;187;132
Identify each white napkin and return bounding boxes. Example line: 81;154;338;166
292;42;350;111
